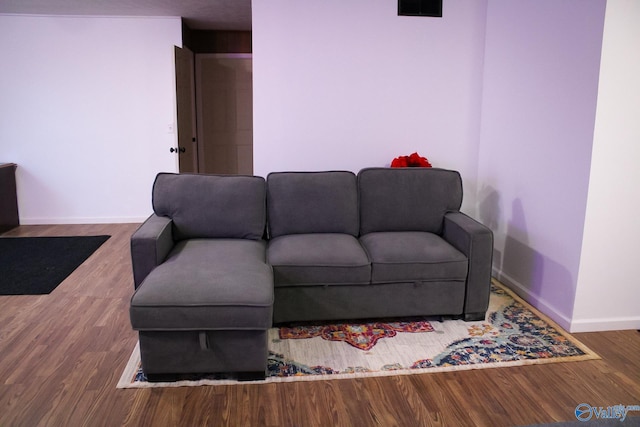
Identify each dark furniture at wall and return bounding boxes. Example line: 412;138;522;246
0;163;19;233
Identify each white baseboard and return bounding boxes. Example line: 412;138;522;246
492;268;572;332
20;216;148;225
569;317;640;333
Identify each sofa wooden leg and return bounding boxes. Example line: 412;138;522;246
237;371;266;381
463;312;486;322
145;371;266;382
145;373;189;383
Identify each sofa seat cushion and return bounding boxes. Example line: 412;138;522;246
359;232;468;284
130;239;273;331
267;233;371;286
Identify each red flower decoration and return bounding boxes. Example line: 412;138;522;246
391;152;432;168
390;156;408;167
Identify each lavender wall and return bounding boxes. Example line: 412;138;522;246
252;0;624;330
252;0;488;213
477;0;606;327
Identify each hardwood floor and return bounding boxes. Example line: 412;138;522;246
1;224;639;427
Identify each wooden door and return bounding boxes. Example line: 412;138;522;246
196;54;253;175
174;46;198;173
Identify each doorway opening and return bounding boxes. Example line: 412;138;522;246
173;29;252;175
196;54;253;175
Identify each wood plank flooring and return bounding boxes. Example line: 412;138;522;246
1;224;639;426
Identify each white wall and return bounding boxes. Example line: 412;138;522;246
0;15;181;224
252;0;488;213
573;0;640;332
477;0;606;329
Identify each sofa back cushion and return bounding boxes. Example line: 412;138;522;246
267;171;359;238
358;167;462;235
152;173;266;240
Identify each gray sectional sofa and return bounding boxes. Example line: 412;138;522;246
129;168;493;381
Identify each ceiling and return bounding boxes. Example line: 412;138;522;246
0;0;252;30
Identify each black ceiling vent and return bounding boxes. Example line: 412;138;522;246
398;0;443;17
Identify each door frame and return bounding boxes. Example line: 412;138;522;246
174;46;198;173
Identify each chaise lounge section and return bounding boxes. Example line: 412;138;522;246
129;173;273;381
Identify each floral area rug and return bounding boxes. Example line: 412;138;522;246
117;280;599;388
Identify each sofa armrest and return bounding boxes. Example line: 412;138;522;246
130;214;175;289
443;212;493;319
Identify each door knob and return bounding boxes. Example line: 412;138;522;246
170;147;186;153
